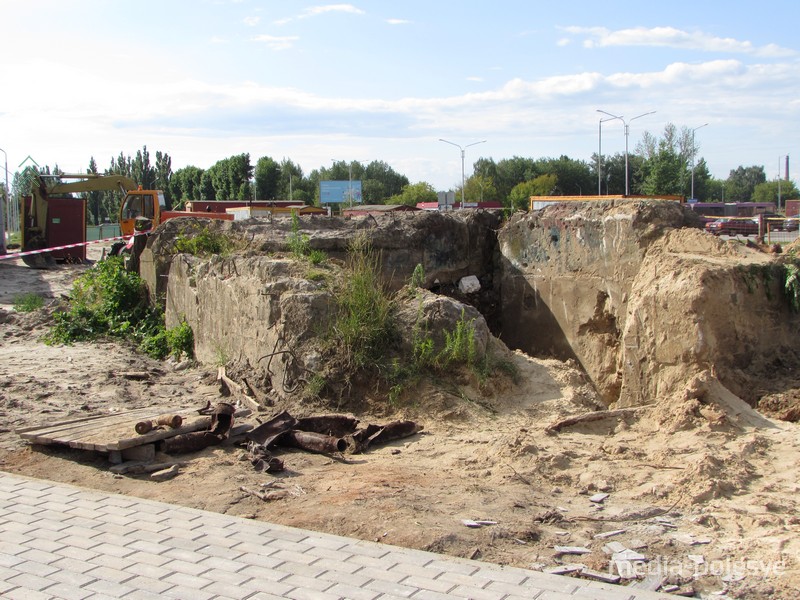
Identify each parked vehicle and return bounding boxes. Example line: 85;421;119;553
705;218;759;236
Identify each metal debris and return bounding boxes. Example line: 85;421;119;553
135;414;183;435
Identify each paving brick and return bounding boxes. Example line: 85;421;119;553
121;575;175;595
326;582;381;600
316;568;372;588
356;566;408;584
119;589;169;600
236;563;291;583
125;550;172;568
281;573;335;592
400;574;455;595
5;571;56;592
42;581;95;600
447;584;507;600
13;558;60;577
311;556;363;574
3;587;53;600
346;552;400;570
406;589;453;600
363;578;418;598
48;566;98;588
234;551;285;570
285;588;341;600
270;548;321;566
90;541;136;558
162;571;216;590
87;564;137;584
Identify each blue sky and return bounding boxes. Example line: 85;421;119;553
1;0;798;192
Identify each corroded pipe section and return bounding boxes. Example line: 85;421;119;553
281;430;347;454
135;414;183;435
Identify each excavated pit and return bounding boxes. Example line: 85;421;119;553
140;201;800;418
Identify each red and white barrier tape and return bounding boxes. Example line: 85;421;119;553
0;233;144;261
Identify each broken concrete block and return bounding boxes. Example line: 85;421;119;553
458;275;481;294
581;568;621;584
594;528;626;539
554;545;591;555
121;444;155;462
545;564;584;575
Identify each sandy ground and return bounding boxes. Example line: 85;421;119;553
1;245;799;600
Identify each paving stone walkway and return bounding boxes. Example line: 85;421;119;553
0;471;678;599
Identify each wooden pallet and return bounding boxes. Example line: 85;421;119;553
15;406;214;453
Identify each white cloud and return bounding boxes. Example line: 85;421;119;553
556;38;570;47
561;26;797;57
466;76;484;82
386;18;411;26
251;34;299;51
276;4;365;25
243;16;260;27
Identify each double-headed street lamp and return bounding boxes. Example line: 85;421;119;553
690;123;708;201
439;138;486;207
597;109;656;196
597;113;622;195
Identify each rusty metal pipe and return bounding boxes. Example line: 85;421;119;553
281;430;347;454
135;414;183;435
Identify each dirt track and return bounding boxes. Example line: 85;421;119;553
1;245;799;599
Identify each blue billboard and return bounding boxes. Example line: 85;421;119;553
320;180;363;204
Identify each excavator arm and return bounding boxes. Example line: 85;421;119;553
22;173;138;268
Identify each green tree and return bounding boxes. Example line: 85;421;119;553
508;175;557;211
154;151;172;208
386;182;437;206
170;166;204;207
753;180;800;207
85;157;103;225
535;155;593;196
255;156;281;200
726;165;767;202
132;146;155;190
463;173;498;202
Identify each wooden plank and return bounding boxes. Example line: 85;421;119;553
18;406;194;449
61;409;203;451
19;406;167;444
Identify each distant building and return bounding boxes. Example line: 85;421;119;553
417;201;503;211
342;204;420;217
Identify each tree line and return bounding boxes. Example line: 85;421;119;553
8;122;798;226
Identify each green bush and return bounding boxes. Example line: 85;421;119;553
12;293;44;313
45;257;194;360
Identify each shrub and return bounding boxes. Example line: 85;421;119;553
45;257;194;361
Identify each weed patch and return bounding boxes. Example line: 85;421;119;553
13;293;44;313
45;257;193;360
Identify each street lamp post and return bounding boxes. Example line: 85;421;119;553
597;112;623;195
598;109;656;196
690;123;708;200
0;147;7;255
439;138;486;207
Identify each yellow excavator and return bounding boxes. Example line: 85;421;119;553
20;173;164;268
22;172;245;268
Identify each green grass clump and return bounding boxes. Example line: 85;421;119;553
45;257;193;360
174;226;234;257
13;293;44;312
331;234;395;369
